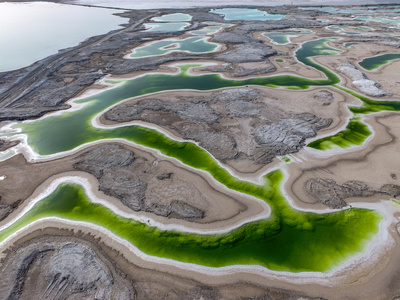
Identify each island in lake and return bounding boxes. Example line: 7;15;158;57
0;1;400;299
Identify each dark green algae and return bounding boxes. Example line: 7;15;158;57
4;37;389;272
0;171;381;273
359;53;400;71
308;85;400;150
308;117;371;150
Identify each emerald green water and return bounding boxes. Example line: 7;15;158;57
0;171;381;272
308;85;400;149
359;54;400;71
344;42;359;48
338;86;400;115
16;38;342;156
130;36;218;58
3;36;392;272
308;117;371;150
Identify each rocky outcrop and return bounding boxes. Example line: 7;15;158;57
211;87;264;102
336;62;390;97
148;200;205;218
73;144;205;219
73;144;147;211
313;90;333;106
200;62;276;77
0;200;20;222
104;98;220;125
73;143;135;178
0;238;135;300
0;139;20;152
305;179;400;208
215;42;276;63
381;184;400;197
305;179;375;208
181;126;238;162
104;88;332;167
253;114;332;164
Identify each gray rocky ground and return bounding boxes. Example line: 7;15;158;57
0;139;19;152
305;178;400;208
0;236;135;300
0;231;329;300
0;5;339;122
335;61;390;97
73;144;205;218
104;87;332;167
1;3;400;299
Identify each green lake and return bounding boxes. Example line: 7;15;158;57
359;54;400;71
0;171;381;272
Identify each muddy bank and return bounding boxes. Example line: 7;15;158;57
102;87;333;171
0;228;329;300
0;142;255;225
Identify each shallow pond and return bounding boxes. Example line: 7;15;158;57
359;53;400;71
129;36;219;58
210;8;285;21
263;29;312;45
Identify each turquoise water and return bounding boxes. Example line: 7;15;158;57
210;8;285;21
129;36;218;58
143;13;192;32
301;7;371;14
355;16;400;27
151;13;192;22
263;29;312;45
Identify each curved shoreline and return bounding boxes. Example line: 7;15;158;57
0;14;400;296
0;174;271;235
0;201;394;288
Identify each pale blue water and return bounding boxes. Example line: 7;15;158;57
301;7;372;14
0;2;126;72
144;13;193;32
210;8;285;21
144;22;190;32
151;13;192;22
355;15;400;27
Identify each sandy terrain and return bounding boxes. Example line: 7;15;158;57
1;2;400;299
